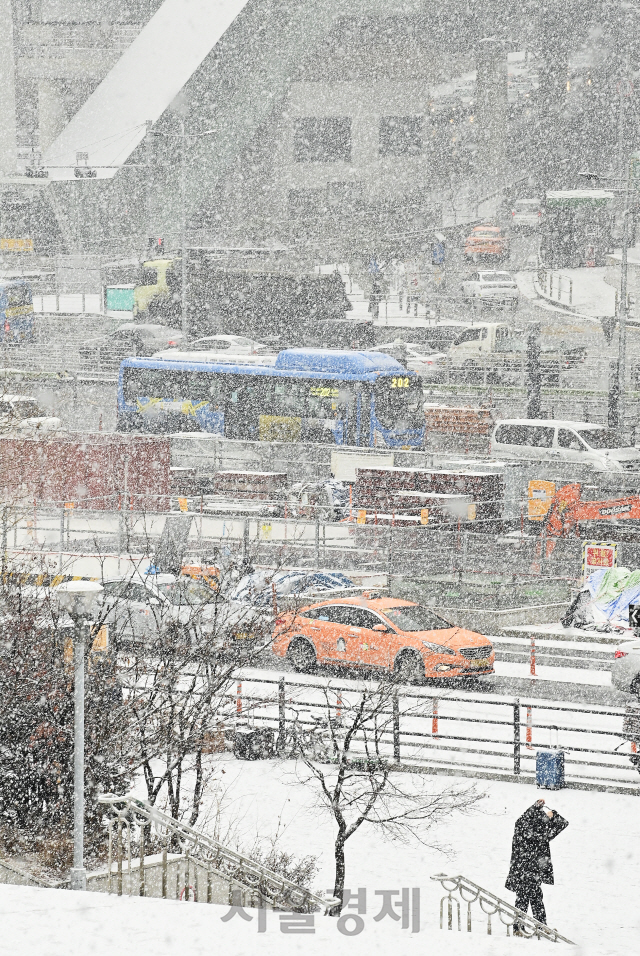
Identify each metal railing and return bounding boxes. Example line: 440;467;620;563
431;874;574;943
228;675;640;794
98;794;337;912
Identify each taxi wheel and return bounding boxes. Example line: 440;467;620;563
393;650;424;684
630;676;640;698
287;638;317;673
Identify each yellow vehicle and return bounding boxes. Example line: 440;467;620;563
134;258;181;319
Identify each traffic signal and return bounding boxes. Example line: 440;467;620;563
148;237;165;254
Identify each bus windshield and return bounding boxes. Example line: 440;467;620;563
374;376;424;430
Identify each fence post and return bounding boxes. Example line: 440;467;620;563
315;515;320;568
59;506;65;573
277;677;286;752
393;692;400;762
236;682;242;716
432;698;439;738
162;845;168;899
513;699;521;775
530;635;536;676
526;705;533;749
116;818;123;896
139;823;145;897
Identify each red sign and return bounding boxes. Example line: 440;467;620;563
585;546;615;568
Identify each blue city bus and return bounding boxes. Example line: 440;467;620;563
0;279;35;343
117;349;426;447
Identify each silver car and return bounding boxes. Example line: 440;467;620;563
97;572;266;650
612;640;640;696
371;340;446;380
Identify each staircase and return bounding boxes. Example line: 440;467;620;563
97;794;337;912
431;874;574;944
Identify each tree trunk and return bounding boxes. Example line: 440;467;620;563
331;830;347;915
189;748;203;828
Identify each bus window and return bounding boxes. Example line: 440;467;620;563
374;377;424;431
139;267;158;286
123;366;186;401
6;284;32;309
184;371;223;405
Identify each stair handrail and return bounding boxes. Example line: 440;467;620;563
98;793;337;913
431;874;574;944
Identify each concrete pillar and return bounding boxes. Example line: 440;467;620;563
38;80;70;154
0;0;18;176
534;7;569;192
475;37;508;187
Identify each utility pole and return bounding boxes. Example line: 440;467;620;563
180;117;188;341
618;159;631;430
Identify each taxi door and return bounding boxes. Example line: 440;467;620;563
341;607;390;668
305;605;352;665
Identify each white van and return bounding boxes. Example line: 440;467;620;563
490;419;640;472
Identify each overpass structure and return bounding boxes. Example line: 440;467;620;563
0;0;627;262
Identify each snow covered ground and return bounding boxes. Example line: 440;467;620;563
518;267;616;319
2;758;638;956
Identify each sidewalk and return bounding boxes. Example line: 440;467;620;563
517;267;616;319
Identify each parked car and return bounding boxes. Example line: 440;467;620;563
511;198;542;229
230;570;357;608
80;324;184;365
464;224;509;260
271;596;495;681
490;419;640;472
95;572;267;650
0;395;61;435
461;271;519;310
154;333;276;364
612;640;640;696
371;340;447;379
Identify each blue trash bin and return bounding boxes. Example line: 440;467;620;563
536;749;565;789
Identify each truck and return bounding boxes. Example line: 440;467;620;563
131;251;367;347
444;322;585;385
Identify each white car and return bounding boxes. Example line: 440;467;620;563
612;640;640;696
96;572;269;651
0;395;61;435
371;340;446;379
490;419;640;472
461;271;519;310
154;333;276;364
511;198;542;229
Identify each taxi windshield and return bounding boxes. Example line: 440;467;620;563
383;605;451;631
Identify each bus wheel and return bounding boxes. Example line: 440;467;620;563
393;650;424;684
287;639;317;673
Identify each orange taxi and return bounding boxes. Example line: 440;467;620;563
271;596;494;682
464;224;509;260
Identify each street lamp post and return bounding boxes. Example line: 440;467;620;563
56;580;104;891
579;167;633;428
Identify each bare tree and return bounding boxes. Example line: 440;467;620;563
285;681;484;912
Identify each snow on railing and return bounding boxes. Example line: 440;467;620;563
431;874;574;943
98;793;338;913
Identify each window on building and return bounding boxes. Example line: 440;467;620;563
288;189;324;219
293;118;352;163
379;116;423;156
326;181;364;211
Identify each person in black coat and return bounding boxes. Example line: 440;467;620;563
505;798;568;933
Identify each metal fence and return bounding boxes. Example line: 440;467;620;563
229;673;640;795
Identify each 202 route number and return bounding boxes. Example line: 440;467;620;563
391;377;410;388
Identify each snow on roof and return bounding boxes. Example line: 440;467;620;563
546;189;615;204
41;0;250;180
